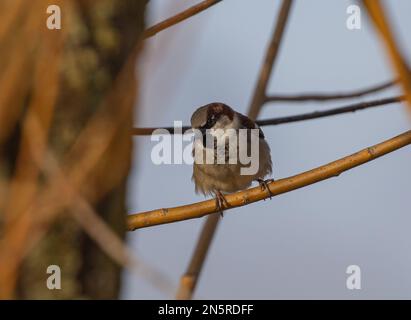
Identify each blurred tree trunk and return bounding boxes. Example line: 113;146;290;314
0;0;147;299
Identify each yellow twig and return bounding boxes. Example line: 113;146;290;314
175;213;220;300
363;0;411;113
128;129;411;231
143;0;222;39
247;0;294;119
265;79;396;102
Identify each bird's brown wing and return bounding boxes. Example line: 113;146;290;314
237;113;265;139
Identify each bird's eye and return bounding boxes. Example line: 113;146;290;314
203;114;217;129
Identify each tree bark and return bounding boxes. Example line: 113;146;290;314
0;0;147;299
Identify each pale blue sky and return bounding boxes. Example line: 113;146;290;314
122;0;411;299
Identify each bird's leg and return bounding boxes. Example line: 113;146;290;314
214;190;229;217
256;178;275;199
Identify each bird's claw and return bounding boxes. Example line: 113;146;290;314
257;178;274;200
215;191;229;217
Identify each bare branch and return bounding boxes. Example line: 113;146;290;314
176;213;220;300
247;0;294;119
363;0;411;113
265;79;396;103
143;0;223;39
131;95;404;136
257;96;404;125
128;129;411;231
131;125;191;136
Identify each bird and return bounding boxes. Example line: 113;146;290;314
190;102;273;214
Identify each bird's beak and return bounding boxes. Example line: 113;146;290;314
199;127;207;136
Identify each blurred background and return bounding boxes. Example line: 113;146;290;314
0;0;410;300
124;0;411;299
0;0;146;299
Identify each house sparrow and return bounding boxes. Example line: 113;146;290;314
191;102;273;212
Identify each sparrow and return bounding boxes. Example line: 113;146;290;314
190;102;273;213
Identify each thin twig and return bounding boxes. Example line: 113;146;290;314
131;95;404;136
362;0;411;112
128;129;411;230
143;0;223;39
247;0;294;119
0;5;63;297
131;125;191;136
257;96;404;125
265;79;396;102
176;213;220;300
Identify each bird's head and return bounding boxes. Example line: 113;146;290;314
190;103;235;134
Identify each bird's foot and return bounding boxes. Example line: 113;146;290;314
257;178;274;200
215;190;229;216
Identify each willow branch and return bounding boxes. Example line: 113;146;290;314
175;212;220;300
143;0;222;39
265;79;396;103
131;95;404;136
131;125;190;136
363;0;411;113
258;96;403;125
128;129;411;231
247;0;294;119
